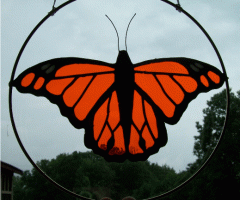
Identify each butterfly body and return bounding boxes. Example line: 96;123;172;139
114;51;135;151
13;50;226;162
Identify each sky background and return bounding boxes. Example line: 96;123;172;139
1;0;239;190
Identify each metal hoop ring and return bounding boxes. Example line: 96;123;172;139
9;0;230;199
148;1;230;199
9;1;92;199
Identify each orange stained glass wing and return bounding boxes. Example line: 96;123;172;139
200;75;209;87
156;75;185;104
135;73;175;118
46;78;74;95
63;76;93;107
21;73;35;87
142;126;155;149
109;126;126;155
208;71;220;84
108;91;120;130
74;74;114;121
93;98;109;141
34;77;45;90
55;64;114;77
98;125;112;151
132;90;145;131
134;62;189;74
129;125;144;155
144;100;158;139
173;75;198;93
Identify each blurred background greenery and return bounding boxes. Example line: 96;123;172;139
13;89;240;199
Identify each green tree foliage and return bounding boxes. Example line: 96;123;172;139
13;151;180;199
189;89;240;173
189;89;240;198
13;89;240;199
164;89;240;199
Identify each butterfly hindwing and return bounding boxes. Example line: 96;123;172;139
86;89;167;161
134;58;226;125
13;58;115;129
129;90;167;161
85;90;126;161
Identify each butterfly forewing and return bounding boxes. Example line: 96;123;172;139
13;58;115;129
134;58;225;125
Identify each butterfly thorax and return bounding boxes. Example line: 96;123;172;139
114;51;134;146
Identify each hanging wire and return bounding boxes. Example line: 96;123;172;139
161;0;182;12
49;0;57;16
176;0;182;12
53;0;56;7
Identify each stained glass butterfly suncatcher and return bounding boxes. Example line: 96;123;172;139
12;15;226;162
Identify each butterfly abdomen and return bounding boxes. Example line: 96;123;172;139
114;51;135;148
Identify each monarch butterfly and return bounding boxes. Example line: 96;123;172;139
12;12;226;162
12;48;225;161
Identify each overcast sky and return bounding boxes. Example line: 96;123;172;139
1;0;239;184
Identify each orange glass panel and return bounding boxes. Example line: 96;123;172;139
46;78;74;95
208;71;220;84
109;126;126;155
21;73;35;87
135;62;189;74
144;101;158;139
132;91;145;130
63;76;93;107
173;75;198;93
34;77;45;90
157;75;184;104
55;64;114;77
94;98;109;141
129;125;143;154
135;73;175;118
200;75;209;87
74;74;114;121
142;126;154;149
98;125;112;151
108;91;120;130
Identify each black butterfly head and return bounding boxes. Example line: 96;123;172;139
116;50;132;65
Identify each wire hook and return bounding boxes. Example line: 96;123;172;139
49;0;57;16
176;0;182;12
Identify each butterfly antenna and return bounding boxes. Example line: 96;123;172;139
105;15;120;52
125;13;136;52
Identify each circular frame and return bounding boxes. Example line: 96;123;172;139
9;0;230;199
